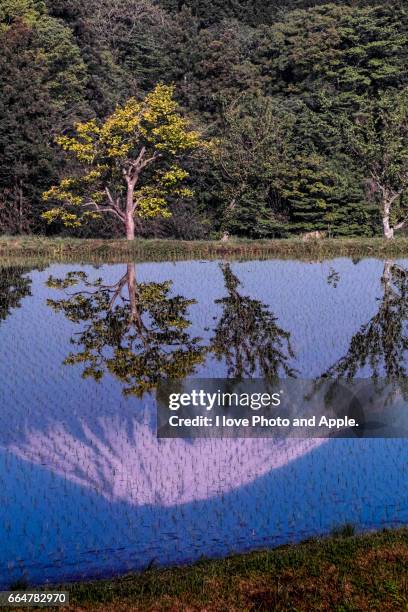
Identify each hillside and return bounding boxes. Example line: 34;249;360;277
1;0;407;239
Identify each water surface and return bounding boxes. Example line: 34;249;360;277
0;258;407;586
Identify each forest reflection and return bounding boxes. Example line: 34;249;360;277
211;264;296;381
2;262;408;586
43;260;408;395
0;266;32;323
46;263;296;394
320;261;408;396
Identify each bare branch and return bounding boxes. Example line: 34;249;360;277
108;275;128;310
139;151;162;169
84;199;126;221
104;187;125;215
126;148;162;189
104;187;116;207
394;217;408;231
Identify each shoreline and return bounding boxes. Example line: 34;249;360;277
10;527;407;611
2;236;408;265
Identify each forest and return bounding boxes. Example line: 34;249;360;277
2;0;408;240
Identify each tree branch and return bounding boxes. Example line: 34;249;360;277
84;199;126;222
139;151;162;169
127;149;162;187
127;147;147;187
394;217;408;231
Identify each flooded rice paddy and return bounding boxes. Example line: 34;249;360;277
0;258;407;586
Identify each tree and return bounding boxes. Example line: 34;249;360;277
177;19;260;119
279;152;372;236
218;95;293;237
62;0;175;94
46;264;206;396
217;93;370;238
257;4;408;106
248;2;408;237
4;0;408;239
42;84;207;240
343;89;408;239
280;97;378;236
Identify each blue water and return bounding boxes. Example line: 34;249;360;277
0;258;407;587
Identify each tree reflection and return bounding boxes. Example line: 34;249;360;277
327;267;340;289
320;261;408;393
47;264;206;396
0;266;32;323
47;263;297;396
211;264;296;380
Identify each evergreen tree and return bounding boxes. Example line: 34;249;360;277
2;0;408;238
0;0;88;232
218;95;292;237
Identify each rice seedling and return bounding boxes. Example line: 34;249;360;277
0;256;406;595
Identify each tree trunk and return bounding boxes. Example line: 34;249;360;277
126;263;143;333
127;263;137;318
382;201;394;240
126;214;135;240
125;185;135;240
18;179;23;235
381;260;392;290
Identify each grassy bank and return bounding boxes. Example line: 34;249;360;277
10;528;408;611
3;236;408;264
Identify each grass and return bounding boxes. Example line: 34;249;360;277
8;528;408;611
3;236;408;265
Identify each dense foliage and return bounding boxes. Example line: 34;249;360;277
1;0;408;238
